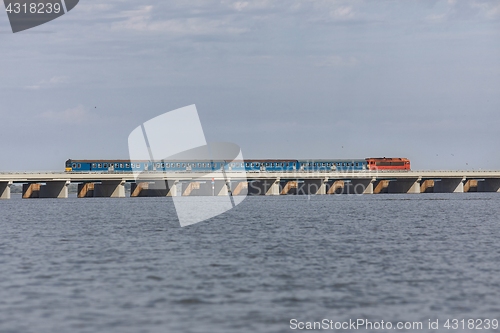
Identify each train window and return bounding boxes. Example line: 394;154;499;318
126;163;130;168
98;163;102;168
77;164;81;168
72;163;76;168
92;163;96;168
176;163;180;167
104;163;108;168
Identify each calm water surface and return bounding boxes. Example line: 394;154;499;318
1;194;500;333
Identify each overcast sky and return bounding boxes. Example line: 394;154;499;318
1;0;499;171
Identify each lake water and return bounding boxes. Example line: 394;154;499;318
1;193;500;332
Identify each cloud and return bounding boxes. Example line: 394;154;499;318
315;55;358;68
25;76;68;90
472;1;500;19
110;5;247;35
331;6;354;19
426;12;448;22
40;105;89;123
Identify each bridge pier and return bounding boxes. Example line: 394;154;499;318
40;181;69;198
178;180;230;196
248;179;280;195
215;180;230;196
281;180;298;195
434;178;465;193
420;180;434;193
0;181;12;199
94;180;126;198
298;179;328;195
373;180;390;194
230;180;248;196
388;179;421;194
464;180;478;192
78;183;95;198
477;179;500;192
327;180;344;194
336;179;373;194
22;183;40;198
350;179;374;194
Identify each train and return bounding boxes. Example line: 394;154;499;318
65;157;410;173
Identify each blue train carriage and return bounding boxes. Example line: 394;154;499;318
65;159;146;172
298;159;368;172
159;160;224;172
241;160;298;172
223;160;246;172
66;159;231;173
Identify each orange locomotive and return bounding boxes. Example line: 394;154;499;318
366;158;411;171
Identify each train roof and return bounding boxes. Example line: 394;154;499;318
366;157;409;161
297;159;366;162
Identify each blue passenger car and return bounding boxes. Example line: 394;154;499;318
298;159;367;172
66;158;368;173
242;160;298;172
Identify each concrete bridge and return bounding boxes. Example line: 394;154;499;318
2;170;500;199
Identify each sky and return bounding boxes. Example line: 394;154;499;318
0;0;499;171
